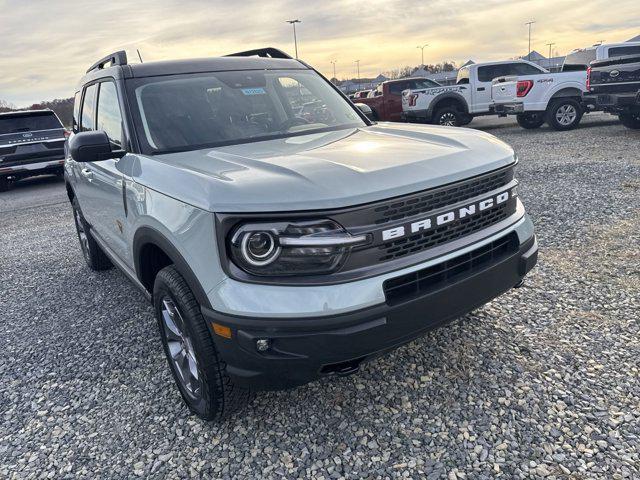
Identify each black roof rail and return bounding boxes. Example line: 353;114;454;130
225;47;293;59
86;50;128;73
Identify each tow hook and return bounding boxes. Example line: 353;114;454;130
514;279;525;288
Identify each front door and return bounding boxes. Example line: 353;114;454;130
76;81;129;262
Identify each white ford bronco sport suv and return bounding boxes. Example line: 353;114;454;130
65;48;538;421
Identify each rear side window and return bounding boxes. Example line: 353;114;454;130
512;63;544;75
96;82;123;147
608;45;640;57
478;64;529;82
0;112;62;135
81;84;98;131
389;82;408;95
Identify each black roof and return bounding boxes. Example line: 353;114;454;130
77;48;309;89
0;109;54;118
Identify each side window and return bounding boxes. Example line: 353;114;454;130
96;82;123;147
80;84;97;132
72;92;81;133
477;66;498;82
513;63;544;75
389;82;407;95
608;45;640;57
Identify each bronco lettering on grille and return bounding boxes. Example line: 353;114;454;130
381;189;515;241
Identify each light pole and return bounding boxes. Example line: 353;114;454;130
416;43;429;66
330;60;337;82
546;42;555;69
286;19;301;58
525;21;536;61
355;60;361;91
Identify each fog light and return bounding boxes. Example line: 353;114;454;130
256;339;270;352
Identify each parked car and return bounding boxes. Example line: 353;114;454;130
356;77;441;121
401;60;546;126
0;109;68;191
492;42;640;130
66;48;537;421
584;54;640;129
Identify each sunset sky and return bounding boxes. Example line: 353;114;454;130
1;0;638;106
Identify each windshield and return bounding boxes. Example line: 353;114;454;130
0;112;62;135
128;70;366;153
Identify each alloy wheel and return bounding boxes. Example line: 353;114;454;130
161;296;202;400
555;105;577;126
439;112;457;126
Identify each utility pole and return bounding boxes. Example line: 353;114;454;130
330;60;337;82
525;20;536;61
546;42;555;69
355;60;361;91
286;19;301;58
416;43;429;66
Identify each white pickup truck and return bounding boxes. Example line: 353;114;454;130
401;60;546;126
492;42;640;130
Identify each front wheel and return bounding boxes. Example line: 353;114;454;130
618;112;640;129
433;107;463;127
516;112;545;129
545;98;583;131
154;266;253;421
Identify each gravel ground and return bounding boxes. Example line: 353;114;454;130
1;114;639;479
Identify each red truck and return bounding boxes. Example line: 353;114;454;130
355;77;441;121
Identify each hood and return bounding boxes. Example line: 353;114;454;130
129;123;515;212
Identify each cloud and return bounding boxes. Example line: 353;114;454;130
0;0;638;105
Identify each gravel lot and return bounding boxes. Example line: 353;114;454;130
1;114;639;479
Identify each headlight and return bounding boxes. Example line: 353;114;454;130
229;219;369;276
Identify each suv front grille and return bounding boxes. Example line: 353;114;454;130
371;168;511;225
383;232;519;305
378;202;512;261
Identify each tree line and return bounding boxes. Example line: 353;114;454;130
1;98;74;127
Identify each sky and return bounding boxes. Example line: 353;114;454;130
1;0;638;106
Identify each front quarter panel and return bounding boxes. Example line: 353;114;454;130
125;177;227;307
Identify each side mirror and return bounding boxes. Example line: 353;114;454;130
69;130;126;162
354;103;375;120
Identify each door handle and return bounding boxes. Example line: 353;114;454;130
477;87;486;91
81;168;93;180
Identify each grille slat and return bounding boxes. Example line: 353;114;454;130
383;232;519;305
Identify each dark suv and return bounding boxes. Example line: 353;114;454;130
0;109;68;191
585;54;640;129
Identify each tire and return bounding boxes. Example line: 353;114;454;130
618;112;640;129
458;114;473;126
154;266;253;421
71;197;112;271
545;98;583;131
516;113;545;129
0;176;12;192
433;107;463;127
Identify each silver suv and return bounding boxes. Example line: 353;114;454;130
66;48;538;421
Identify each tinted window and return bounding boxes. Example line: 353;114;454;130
512;63;545;75
96;82;123;147
477;65;501;82
478;64;527;82
81;84;98;131
609;45;640;57
129;70;365;153
389;82;408;95
408;79;441;89
0;112;62;135
563;49;596;71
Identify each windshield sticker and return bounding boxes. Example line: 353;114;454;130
241;87;266;95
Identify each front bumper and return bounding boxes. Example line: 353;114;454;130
494;103;525;115
202;225;538;391
401;109;430;122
